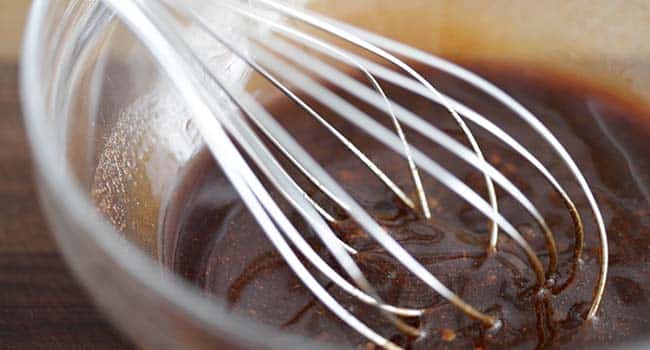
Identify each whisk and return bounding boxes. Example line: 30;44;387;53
101;0;609;348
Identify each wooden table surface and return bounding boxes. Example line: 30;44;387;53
0;63;134;349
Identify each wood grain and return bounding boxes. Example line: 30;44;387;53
0;63;133;349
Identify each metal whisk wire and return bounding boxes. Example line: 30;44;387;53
99;0;609;348
97;3;413;348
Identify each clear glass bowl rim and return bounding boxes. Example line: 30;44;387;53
20;1;335;349
20;1;650;349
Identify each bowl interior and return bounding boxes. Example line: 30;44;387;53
23;1;650;349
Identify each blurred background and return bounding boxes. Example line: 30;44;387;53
0;2;30;61
0;2;132;348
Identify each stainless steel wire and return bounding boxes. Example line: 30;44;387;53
99;0;609;348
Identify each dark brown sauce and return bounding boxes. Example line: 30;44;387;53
160;62;650;349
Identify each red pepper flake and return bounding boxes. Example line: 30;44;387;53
440;328;457;342
364;342;376;350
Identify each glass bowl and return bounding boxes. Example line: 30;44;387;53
21;1;650;349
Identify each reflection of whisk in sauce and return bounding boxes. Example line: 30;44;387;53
96;0;635;348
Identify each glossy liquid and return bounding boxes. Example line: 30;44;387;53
160;63;650;349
